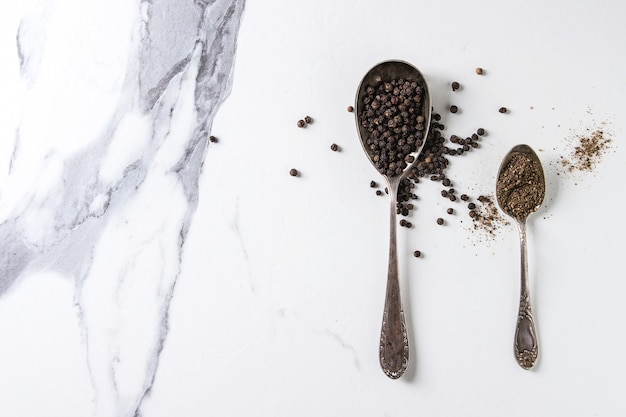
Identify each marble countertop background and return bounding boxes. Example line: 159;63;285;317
1;0;625;416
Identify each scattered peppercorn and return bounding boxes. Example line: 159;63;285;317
376;190;383;196
476;67;484;75
400;219;407;227
347;105;354;112
460;194;469;201
304;115;313;124
477;128;485;136
436;218;444;225
442;178;451;186
441;190;448;198
413;250;421;258
450;105;458;114
451;81;460;91
297;120;306;128
330;143;339;151
370;180;377;188
405;221;412;228
209;135;218;143
469;210;477;218
289;168;298;176
499;107;507;114
447;208;454;215
468;202;476;210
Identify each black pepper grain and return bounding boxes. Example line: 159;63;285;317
330;143;339;151
347;105;354;112
209;135;218;143
477;128;485;136
450;105;458;114
499;107;507;114
289;168;298;176
436;218;444;225
476;67;484;75
297;120;306;128
468;202;476;210
370;180;377;188
451;81;460;91
447;208;454;215
304;115;313;124
413;250;421;258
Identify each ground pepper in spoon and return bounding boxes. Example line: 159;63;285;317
496;144;545;369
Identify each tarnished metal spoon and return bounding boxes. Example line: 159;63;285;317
354;60;431;379
496;144;545;370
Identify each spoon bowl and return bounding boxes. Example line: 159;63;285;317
355;60;432;180
496;144;545;369
354;60;431;379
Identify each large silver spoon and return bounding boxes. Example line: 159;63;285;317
354;60;431;379
496;144;545;370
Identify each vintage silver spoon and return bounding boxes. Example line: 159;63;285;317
495;144;545;370
354;60;431;379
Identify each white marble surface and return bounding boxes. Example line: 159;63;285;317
1;0;625;416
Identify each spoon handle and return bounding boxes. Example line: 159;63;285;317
379;182;409;379
515;219;538;369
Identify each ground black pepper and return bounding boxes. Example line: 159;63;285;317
496;152;545;219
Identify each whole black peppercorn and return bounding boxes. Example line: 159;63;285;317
442;178;451;187
469;210;477;218
330;143;339;151
436;217;444;225
413;250;421;258
447;208;454;215
376;190;383;196
441;190;448;198
304;115;313;124
451;81;460;91
347;105;354;112
450;105;458;114
477;128;485;136
405;221;412;228
209;135;218;143
476;67;484;75
499;107;507;114
289;168;298;176
460;194;468;201
400;219;407;227
468;202;476;210
370;180;377;188
297;120;306;128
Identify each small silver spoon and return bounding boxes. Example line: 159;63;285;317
496;144;545;370
354;60;431;379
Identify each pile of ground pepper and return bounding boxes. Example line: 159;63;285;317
496;152;545;219
561;128;612;172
